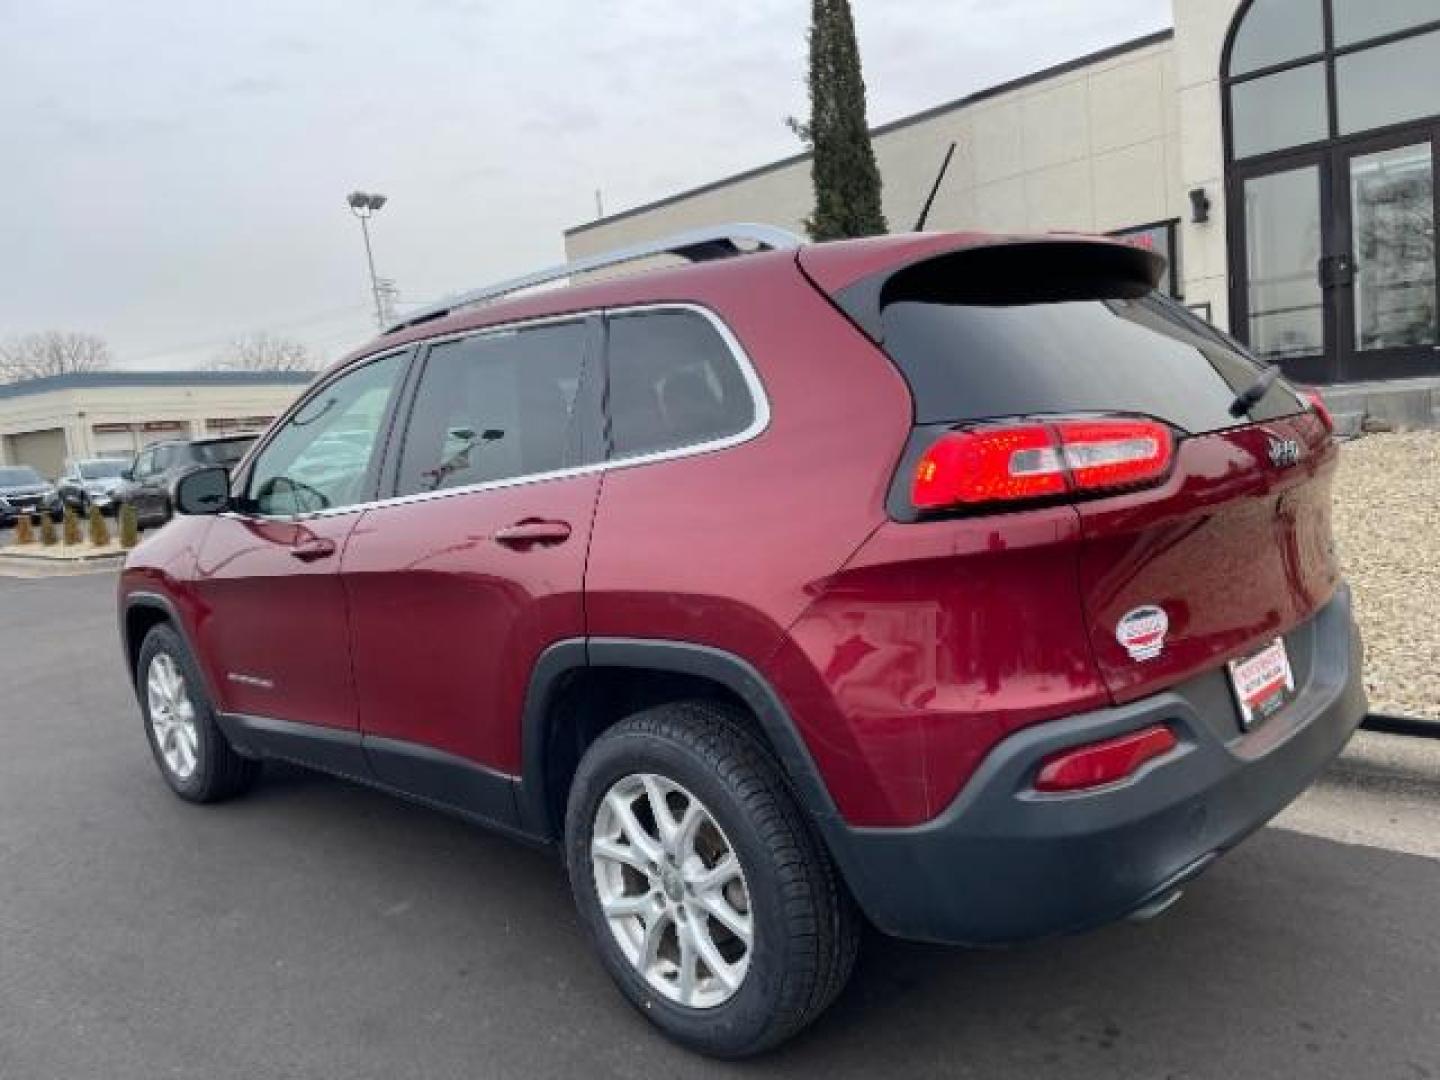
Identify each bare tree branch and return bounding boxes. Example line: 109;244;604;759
0;331;113;383
211;332;318;373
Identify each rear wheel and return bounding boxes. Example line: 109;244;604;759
137;624;259;802
565;702;859;1057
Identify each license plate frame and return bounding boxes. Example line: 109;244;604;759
1227;637;1295;731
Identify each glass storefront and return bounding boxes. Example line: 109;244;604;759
1225;0;1440;382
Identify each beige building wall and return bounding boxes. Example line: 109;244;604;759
565;33;1191;297
0;379;308;471
1173;0;1243;332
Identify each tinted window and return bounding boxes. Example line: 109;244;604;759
151;446;176;471
247;353;405;515
1228;0;1323;75
1336;29;1440;135
606;309;754;459
78;460;126;480
880;290;1304;435
1333;0;1438;46
0;466;43;485
395;322;586;496
1230;62;1329;158
193;437;256;467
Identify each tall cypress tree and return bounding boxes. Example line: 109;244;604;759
795;0;888;240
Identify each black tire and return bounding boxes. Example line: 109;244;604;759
565;701;859;1057
136;623;260;803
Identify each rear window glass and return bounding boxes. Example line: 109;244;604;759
880;285;1303;434
0;467;43;485
606;309;755;459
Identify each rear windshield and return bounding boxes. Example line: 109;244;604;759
0;466;43;485
880;286;1304;435
192;437;256;466
79;460;126;479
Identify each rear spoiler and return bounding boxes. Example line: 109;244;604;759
802;236;1167;344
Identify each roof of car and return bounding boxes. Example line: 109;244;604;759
327;230;1144;375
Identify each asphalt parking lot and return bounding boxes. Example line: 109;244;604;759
2;570;1438;1079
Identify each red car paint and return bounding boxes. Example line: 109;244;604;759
119;230;1344;834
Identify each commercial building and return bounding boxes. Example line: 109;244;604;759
0;371;311;478
566;0;1440;426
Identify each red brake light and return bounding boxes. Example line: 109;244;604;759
1302;388;1334;434
1034;724;1178;793
911;417;1174;511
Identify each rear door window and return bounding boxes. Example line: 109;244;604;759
605;308;756;459
394;320;589;496
879;262;1304;434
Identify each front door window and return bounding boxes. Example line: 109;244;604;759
1349;142;1437;353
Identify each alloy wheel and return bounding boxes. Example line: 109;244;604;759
146;653;200;781
591;773;753;1009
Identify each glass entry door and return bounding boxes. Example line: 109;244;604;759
1233;157;1330;383
1336;132;1439;379
1231;128;1440;384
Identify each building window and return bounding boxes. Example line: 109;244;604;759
1225;0;1440;162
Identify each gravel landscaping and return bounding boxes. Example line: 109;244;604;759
1332;432;1440;721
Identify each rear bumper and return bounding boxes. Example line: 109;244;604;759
828;585;1366;945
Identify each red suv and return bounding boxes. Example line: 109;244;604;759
118;226;1365;1056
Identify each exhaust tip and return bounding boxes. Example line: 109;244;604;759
1128;888;1184;923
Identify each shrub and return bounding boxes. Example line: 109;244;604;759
13;515;34;544
38;512;57;546
119;503;140;549
88;505;111;547
62;505;83;546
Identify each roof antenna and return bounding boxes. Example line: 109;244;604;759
913;141;957;232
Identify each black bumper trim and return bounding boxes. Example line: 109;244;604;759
828;585;1366;945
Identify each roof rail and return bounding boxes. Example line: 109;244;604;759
385;222;804;335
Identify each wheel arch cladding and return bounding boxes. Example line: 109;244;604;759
518;638;846;845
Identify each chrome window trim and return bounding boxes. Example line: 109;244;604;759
224;302;769;523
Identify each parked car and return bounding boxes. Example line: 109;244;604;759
117;226;1366;1057
57;457;130;515
120;434;258;527
0;465;63;526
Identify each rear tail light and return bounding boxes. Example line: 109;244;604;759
1302;388;1334;435
912;417;1174;510
1034;724;1178;793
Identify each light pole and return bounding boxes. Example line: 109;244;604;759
347;191;391;330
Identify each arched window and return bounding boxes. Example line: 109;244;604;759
1224;0;1440;161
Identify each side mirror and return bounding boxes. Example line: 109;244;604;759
173;467;230;516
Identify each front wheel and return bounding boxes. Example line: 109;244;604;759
137;624;259;802
565;702;859;1057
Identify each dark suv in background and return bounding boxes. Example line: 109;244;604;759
122;435;258;527
118;225;1365;1056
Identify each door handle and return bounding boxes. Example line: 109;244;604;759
494;519;572;547
290;537;337;562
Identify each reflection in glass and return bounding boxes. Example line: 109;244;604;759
1244;166;1325;360
1337;30;1440;135
1230;63;1329;158
1333;0;1439;47
1350;143;1437;351
1229;0;1324;75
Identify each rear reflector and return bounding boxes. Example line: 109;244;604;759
912;417;1174;510
1034;724;1178;793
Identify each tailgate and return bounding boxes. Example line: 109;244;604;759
1075;411;1340;703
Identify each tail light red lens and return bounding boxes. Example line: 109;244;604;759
912;417;1174;510
1034;724;1178;793
1302;389;1334;434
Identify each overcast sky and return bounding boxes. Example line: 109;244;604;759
1;0;1171;371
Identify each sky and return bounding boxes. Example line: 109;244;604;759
0;0;1172;371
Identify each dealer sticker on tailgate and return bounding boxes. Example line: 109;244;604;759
1227;637;1295;730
